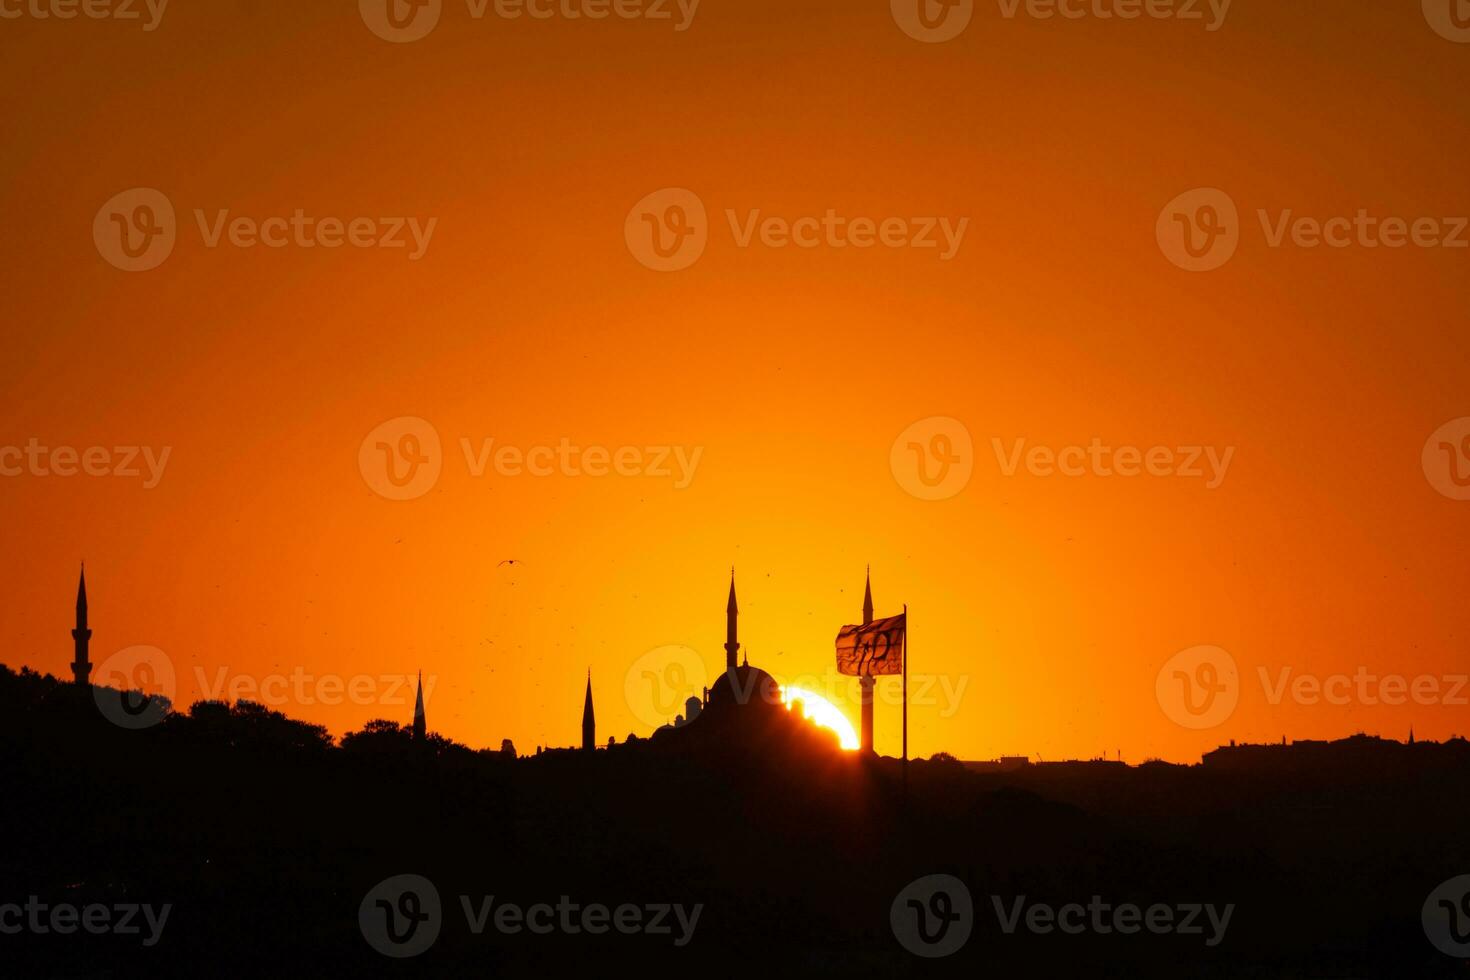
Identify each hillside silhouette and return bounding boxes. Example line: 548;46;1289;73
3;663;1469;977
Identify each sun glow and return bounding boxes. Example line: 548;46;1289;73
783;686;860;751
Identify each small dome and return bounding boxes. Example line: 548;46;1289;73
708;665;782;710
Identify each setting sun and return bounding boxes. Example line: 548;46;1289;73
783;686;860;751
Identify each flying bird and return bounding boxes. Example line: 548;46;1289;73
498;560;520;567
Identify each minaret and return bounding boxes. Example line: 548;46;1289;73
582;671;596;752
859;566;876;754
71;564;92;688
725;570;739;675
863;565;874;627
412;670;426;740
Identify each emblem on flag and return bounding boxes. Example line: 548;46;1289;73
835;613;906;677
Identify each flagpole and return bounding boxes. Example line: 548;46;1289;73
902;603;909;797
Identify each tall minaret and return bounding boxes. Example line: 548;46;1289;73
725;570;739;675
71;564;92;688
863;565;874;627
859;566;876;754
582;671;596;752
412;670;426;740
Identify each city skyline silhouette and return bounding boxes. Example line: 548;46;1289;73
5;1;1470;975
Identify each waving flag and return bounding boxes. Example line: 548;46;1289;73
835;613;906;677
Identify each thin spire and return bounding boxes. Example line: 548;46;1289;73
412;670;426;740
582;670;596;751
724;570;740;674
75;563;89;630
71;562;93;688
862;565;874;626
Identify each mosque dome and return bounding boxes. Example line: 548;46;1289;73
708;664;782;711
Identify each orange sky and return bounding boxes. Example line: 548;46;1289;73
2;1;1468;762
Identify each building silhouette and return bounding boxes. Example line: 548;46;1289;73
859;567;875;753
703;572;780;712
724;572;739;673
863;566;873;626
412;670;426;740
71;564;91;689
582;671;596;751
638;572;856;761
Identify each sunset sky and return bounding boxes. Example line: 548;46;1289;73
2;0;1468;762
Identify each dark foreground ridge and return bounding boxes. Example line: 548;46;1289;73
2;664;1468;978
